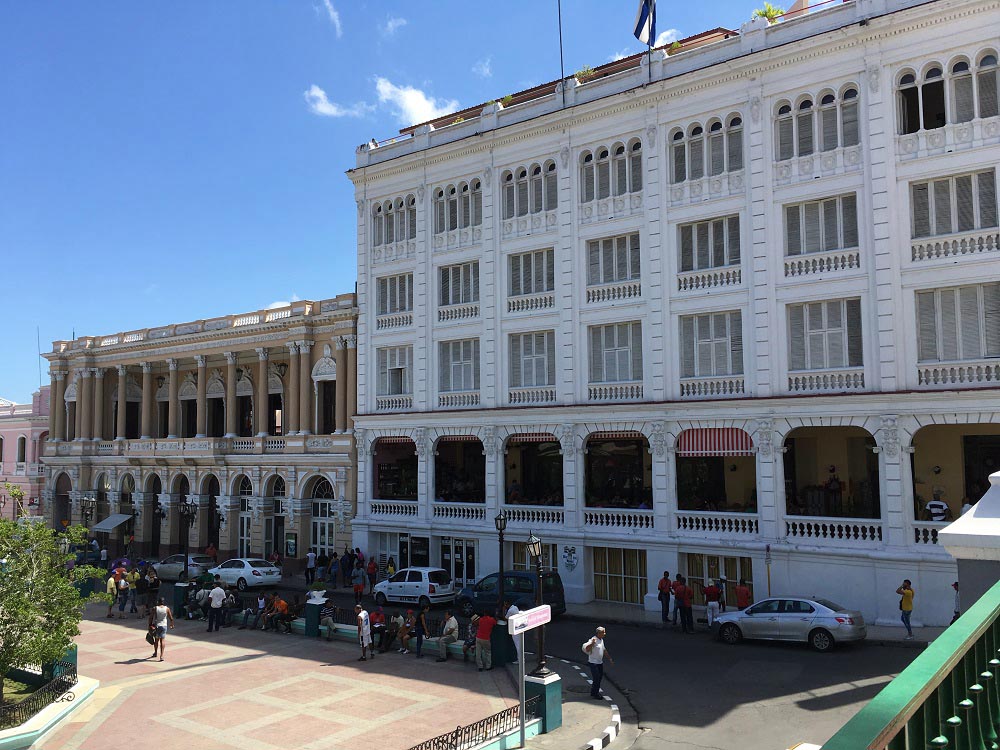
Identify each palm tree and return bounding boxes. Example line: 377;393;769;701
752;2;785;23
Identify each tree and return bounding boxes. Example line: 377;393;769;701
0;516;105;703
752;2;786;23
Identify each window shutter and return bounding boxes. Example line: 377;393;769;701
672;143;686;183
461;193;471;228
503;182;515;220
473;339;481;389
613;236;627;283
933;180;952;236
545;249;555;290
377;349;388;396
582;163;595;203
786;205;801;255
680;225;694;272
916;291;939;362
680;316;696;378
630;322;643;380
388;276;399;313
979;171;998;228
531;174;543;213
510;336;522;388
690;139;704;179
602;238;615;284
956;175;975;232
841;195;859;248
912;182;931;238
940;289;959;361
545;332;556;385
510;255;522;297
797;111;814;155
696;222;710;270
727;128;744;171
436;199;446;233
979;69;999;119
406;274;413;310
821;107;838;151
728;216;741;265
629;233;641;280
440;267;450;306
545;171;558;210
822;199;839;251
826;301;845;368
954;75;975;123
614;154;627;196
516;179;528;217
841;101;859;147
696;314;713;375
959;286;983;359
778;118;794;161
472;189;482;226
439;342;451;392
473;262;480;302
404;347;412;393
589;327;603;383
461;264;472;303
629;151;642;192
597;161;611;199
377;278;388;315
588;242;600;286
712;313;729;376
373;214;383;246
711;219;726;267
807;303;826;368
730;310;744;375
984;283;1000;356
804;202;822;253
845;298;863;367
709;134;725;176
788;305;806;370
408;206;417;239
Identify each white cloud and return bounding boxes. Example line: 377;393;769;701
321;0;343;37
375;77;459;126
304;84;372;118
609;48;632;62
654;28;681;47
267;294;301;310
381;16;407;36
472;57;492;78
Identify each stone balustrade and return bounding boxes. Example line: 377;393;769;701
784;248;861;277
911;228;1000;263
676;511;759;537
586;279;641;304
507;292;555;313
677;266;742;292
785;515;883;545
917;360;1000;388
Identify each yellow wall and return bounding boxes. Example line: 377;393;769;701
788;426;872;486
912;424;1000;515
723;456;757;506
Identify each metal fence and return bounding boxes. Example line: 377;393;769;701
0;661;78;730
407;695;541;750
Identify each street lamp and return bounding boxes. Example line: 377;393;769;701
80;496;97;527
178;500;199;582
495;510;508;619
526;531;551;677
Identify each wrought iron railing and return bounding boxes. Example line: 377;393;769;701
821;578;1000;750
407;695;541;750
0;662;77;730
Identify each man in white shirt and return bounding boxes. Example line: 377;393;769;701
505;600;522;662
356;604;373;661
436;609;459;662
582;626;613;699
207;581;226;632
305;549;317;585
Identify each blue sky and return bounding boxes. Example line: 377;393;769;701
0;1;753;403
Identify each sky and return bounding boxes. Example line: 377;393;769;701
0;0;754;404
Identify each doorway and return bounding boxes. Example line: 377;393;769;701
440;537;477;588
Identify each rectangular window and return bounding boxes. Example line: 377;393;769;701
439;339;480;392
376;273;414;315
509;249;555;297
376;346;412;396
916;283;1000;363
439;262;480;306
593;547;646;604
910;170;998;239
587;233;640;286
679;311;744;379
784;195;858;255
678;215;741;272
787;298;863;371
588;321;643;383
509;331;556;388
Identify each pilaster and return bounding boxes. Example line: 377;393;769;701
335;338;348;432
167;359;179;439
195;355;208;438
140;362;154;440
79;369;93;441
255;348;269;437
286;343;300;435
346;335;357;430
116;365;128;439
298;341;314;435
225;353;238;438
93;368;106;441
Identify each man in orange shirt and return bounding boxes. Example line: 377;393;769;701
656;571;671;623
263;594;287;631
734;579;753;610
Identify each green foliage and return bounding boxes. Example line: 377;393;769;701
0;520;105;701
3;483;24;514
452;116;465;124
752;2;785;23
668;41;682;55
575;65;596;82
500;94;513;107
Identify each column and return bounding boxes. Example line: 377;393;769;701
167;359;179;438
115;366;128;439
335;338;348;432
47;370;58;437
93;368;106;441
79;369;93;441
255;348;269;437
195;355;208;437
286;343;300;435
298;341;314;435
140;362;154;439
52;371;66;441
187;495;208;551
225;352;238;438
753;420;781;541
346;335;357;430
72;373;82;441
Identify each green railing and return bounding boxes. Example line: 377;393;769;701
823;579;1000;750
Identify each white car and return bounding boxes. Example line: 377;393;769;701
373;567;455;608
208;558;283;590
152;554;215;582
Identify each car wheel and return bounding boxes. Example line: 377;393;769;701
810;628;834;652
418;595;431;609
460;599;474;618
719;623;743;645
375;593;388;606
237;578;248;591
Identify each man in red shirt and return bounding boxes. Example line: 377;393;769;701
475;613;497;671
700;579;722;627
735;579;753;610
656;571;671;624
671;575;686;629
370;606;387;650
675;576;695;634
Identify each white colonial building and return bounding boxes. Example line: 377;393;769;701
350;0;1000;626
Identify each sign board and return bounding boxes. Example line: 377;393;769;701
507;604;551;635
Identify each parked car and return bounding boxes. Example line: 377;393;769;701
457;570;566;619
152;554;215;582
713;596;866;652
373;567;455;608
208;558;282;591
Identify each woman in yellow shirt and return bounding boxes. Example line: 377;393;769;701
896;579;914;639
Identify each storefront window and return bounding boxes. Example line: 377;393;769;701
594;546;646;604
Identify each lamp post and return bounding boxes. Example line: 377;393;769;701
525;531;551;677
494;510;507;618
178;500;199;582
80;495;97;527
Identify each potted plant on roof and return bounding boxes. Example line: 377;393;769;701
752;2;785;24
575;65;596;84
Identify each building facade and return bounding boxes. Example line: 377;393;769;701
41;295;359;564
0;388;49;518
350;0;1000;626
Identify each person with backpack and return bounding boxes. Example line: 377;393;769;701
116;575;131;619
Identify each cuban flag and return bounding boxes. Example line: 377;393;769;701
633;0;656;46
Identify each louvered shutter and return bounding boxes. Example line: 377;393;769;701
841;101;859;147
788;305;806;370
629;151;642;192
979;69;999;119
545;249;555;290
472;189;482;226
845;299;863;367
602;239;614;284
597;161;611;199
690;139;704;179
933;180;952;236
516;179;528;217
377;278;388;315
778;118;794;161
916;291;939;362
614;154;627;196
912;182;931;238
582;164;595;203
822;199;839;251
672;143;686;183
786;205;802;255
472;340;481;389
408;206;417;239
712;313;729;376
461;193;471;228
472;262;480;302
979;171;998;228
436;199;446;233
711;220;726;267
545;171;558;210
589;327;603;382
696;315;713;376
821;107;838;151
502;182;515;220
727;128;744;171
728;216;741;264
984;283;1000;356
680;316;696;379
630;322;643;380
439;343;451;392
696;222;710;270
510;255;522;296
629;234;641;279
709;134;725;176
826;301;845;368
954;75;975;123
373;214;383;246
461;264;472;304
680;225;694;272
510;335;522;388
531;174;543;213
797;111;814;155
545;332;556;385
841;195;859;248
440;267;450;306
615;236;628;282
389;276;399;313
587;241;600;286
377;348;388;395
940;290;959;361
804;202;822;253
406;274;413;310
959;286;983;359
730;310;744;375
807;302;826;368
955;175;975;232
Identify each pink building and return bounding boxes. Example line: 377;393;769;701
0;386;49;519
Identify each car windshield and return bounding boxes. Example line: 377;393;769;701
249;560;274;569
428;571;451;586
815;599;847;612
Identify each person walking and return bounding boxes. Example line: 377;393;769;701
951;581;961;624
356;604;374;661
149;597;174;662
734;579;753;610
351;561;366;604
414;604;430;658
207;580;226;632
436;609;459;662
116;575;131;619
582;626;614;699
305;548;317;585
366;558;377;595
677;576;695;634
896;579;915;639
701;579;722;627
657;571;671;623
475;612;497;671
105;574;117;618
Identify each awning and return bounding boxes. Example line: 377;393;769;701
508;433;558;443
374;436;415;445
676;428;754;457
90;513;133;533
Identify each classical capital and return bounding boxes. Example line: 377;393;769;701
141;361;152;373
194;355;206;368
255;347;269;361
80;367;93;379
345;335;357;349
167;358;178;371
287;342;299;356
53;370;66;382
334;337;346;351
225;352;238;365
94;367;106;379
116;364;127;376
299;340;314;352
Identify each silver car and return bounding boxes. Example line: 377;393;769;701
714;596;866;652
152;554;215;582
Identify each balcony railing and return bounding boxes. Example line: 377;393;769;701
501;506;565;525
13;461;26;475
788;368;865;393
588;381;643;402
584;508;654;530
896;117;1000;162
911;228;1000;263
785;515;883;545
432;503;486;521
376;394;413;411
677;266;741;292
820;578;1000;750
680;376;745;399
438;303;480;322
508;387;556;405
913;520;947;546
784;248;861;277
917;359;1000;388
376;312;413;330
370;501;419;518
46;436;349;459
438;391;480;408
676;511;759;537
586;279;641;304
507;291;555;313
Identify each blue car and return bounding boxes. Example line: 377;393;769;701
457;570;566;618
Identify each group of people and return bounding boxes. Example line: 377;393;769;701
105;563;161;620
302;546;384;594
656;571;754;632
236;591;306;633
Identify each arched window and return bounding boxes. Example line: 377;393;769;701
628;140;643;192
310;477;337;557
952;61;974;123
270;476;285;497
978;53;999;119
688;126;705;180
434;188;446;232
898;64;954;134
435;181;481;233
525;162;557;213
312;478;335;498
372;204;384;247
16;436;26;463
405;195;417;239
384;200;396;244
777;89;858;159
580;140;640;203
671;130;686;183
796;99;815;156
580;152;595;203
776;103;794;160
673;117;742;183
727;116;744;172
840;89;859;147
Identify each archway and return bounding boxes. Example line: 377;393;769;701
676;428;756;513
911;423;1000;522
146;474;163;557
504;434;562;506
53;472;71;530
584;432;652;509
783;426;879;519
434;436;485;503
372;438;417;501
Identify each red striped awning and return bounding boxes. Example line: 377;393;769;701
508;433;558;444
437;435;480;443
676;428;754;457
587;431;645;441
374;436;415;445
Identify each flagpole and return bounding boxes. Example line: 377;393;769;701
557;0;566;108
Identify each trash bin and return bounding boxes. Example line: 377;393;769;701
172;582;190;619
491;619;517;666
305;599;323;637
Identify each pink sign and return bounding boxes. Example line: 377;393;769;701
507;604;551;635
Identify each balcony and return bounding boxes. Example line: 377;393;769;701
784;248;861;278
680;376;745;399
586;280;641;304
437;303;480;323
502;210;557;239
507;291;555;314
913;520;947;546
787;368;865;393
911;228;1000;263
508;387;556;406
579;192;643;226
784;515;883;547
376;394;413;412
896;117;1000;162
677;266;741;292
45;436;348;459
438;391;480;408
501;505;565;526
668;171;745;207
370;501;419;518
772;145;862;187
917;359;1000;389
676;511;759;537
588;381;643;403
432;503;486;522
13;462;26;476
583;508;654;530
376;312;413;330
